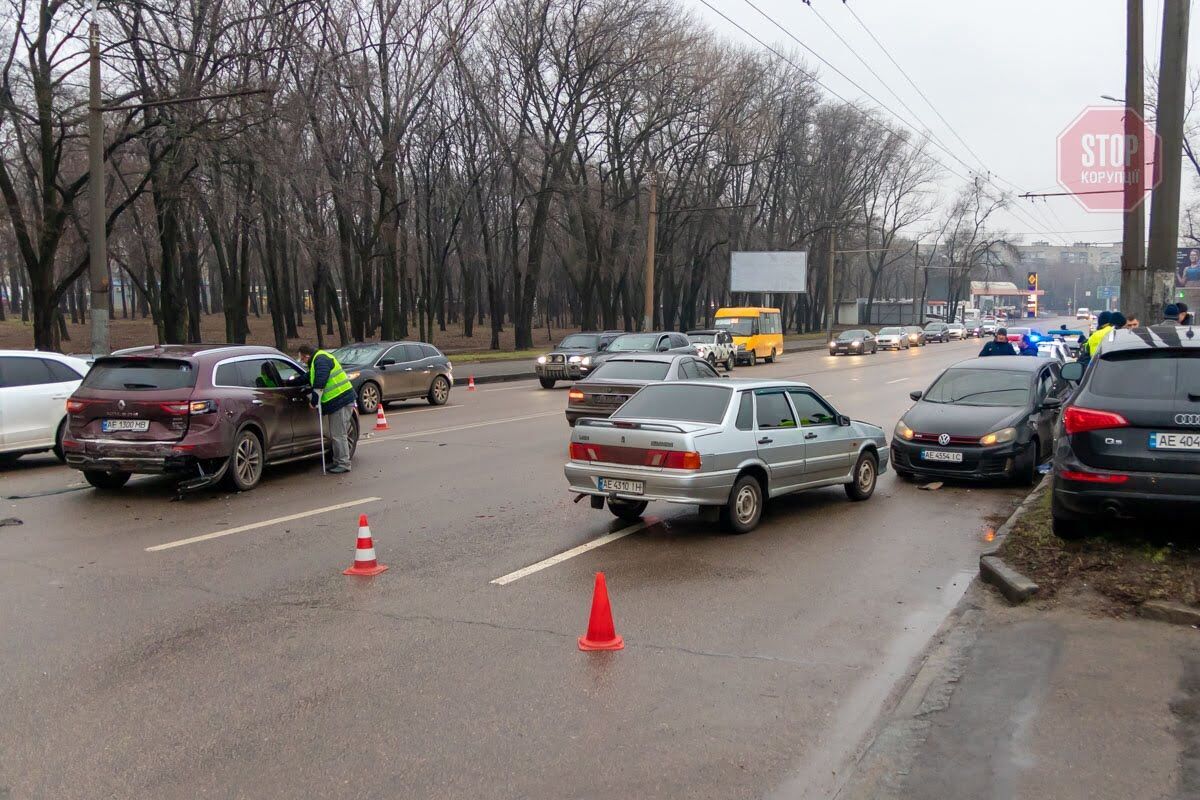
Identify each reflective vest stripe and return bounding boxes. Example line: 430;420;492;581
311;350;354;405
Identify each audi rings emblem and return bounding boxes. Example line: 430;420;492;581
938;433;951;446
1175;413;1200;426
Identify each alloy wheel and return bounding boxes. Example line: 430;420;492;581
234;433;263;487
359;383;380;413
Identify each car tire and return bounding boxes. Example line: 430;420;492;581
608;498;648;522
347;412;360;460
722;474;763;534
707;354;718;368
1013;440;1039;486
1051;492;1089;540
767;349;776;364
84;469;131;490
357;381;382;415
539;377;556;389
53;418;67;462
725;354;734;372
224;428;265;492
845;451;878;501
427;375;451;406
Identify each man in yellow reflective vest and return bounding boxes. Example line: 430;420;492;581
298;344;357;474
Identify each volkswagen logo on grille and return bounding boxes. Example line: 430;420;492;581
1175;413;1200;426
938;433;951;446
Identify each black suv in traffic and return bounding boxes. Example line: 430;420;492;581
1050;326;1200;539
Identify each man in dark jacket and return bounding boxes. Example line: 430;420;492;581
979;329;1017;357
298;344;357;474
1161;304;1181;325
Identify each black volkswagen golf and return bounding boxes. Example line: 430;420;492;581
891;356;1072;484
1050;326;1200;539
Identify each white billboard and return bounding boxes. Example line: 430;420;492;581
730;251;808;294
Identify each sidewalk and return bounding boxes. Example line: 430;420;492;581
839;585;1200;800
456;336;835;384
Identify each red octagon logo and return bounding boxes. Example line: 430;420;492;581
1056;106;1159;212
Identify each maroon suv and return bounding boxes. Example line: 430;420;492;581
63;345;359;491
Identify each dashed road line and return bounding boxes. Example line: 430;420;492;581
886;377;909;384
360;411;561;445
490;518;656;586
146;497;381;552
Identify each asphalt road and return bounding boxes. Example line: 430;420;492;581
0;322;1069;799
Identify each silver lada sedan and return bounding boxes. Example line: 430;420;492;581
565;380;889;533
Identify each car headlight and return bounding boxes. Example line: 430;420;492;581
581;356;592;366
345;370;361;380
895;420;915;441
851;341;861;348
537;356;547;364
979;427;1017;446
736;343;746;351
568;355;582;364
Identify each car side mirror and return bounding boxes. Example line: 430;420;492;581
837;414;851;426
598;343;608;351
378;358;396;367
909;390;923;401
1060;361;1084;382
1041;397;1064;410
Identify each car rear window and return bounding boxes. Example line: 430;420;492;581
1091;351;1200;400
588;361;671;381
82;358;197;391
612;384;731;423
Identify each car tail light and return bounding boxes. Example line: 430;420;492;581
160;402;190;415
568;389;585;404
1060;469;1129;484
189;400;218;415
1063;406;1129;435
65;398;88;414
569;443;701;470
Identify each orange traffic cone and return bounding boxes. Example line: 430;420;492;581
467;375;476;391
578;572;623;651
374;405;389;431
343;514;389;576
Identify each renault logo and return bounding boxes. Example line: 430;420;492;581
1176;413;1200;426
938;433;951;446
118;400;126;410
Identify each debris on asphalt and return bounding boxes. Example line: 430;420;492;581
918;481;944;491
0;517;23;527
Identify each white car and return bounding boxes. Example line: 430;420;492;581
0;350;91;463
946;322;968;340
875;327;910;350
1076;307;1091;320
1035;341;1071;363
685;329;736;371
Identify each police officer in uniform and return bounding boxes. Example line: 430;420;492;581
298;344;356;474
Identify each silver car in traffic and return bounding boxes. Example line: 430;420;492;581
565;380;889;533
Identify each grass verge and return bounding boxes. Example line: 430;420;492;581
997;490;1200;609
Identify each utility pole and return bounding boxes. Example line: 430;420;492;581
88;0;110;357
825;226;836;342
911;242;920;324
643;175;657;331
1120;0;1147;321
1146;0;1191;314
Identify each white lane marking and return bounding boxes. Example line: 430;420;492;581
490;518;655;585
886;377;909;384
146;497;381;552
480;382;539;393
385;404;455;417
360;411;560;445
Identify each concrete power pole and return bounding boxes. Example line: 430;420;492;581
1120;0;1148;320
642;175;657;331
88;0;110;357
1146;0;1191;315
825;227;836;342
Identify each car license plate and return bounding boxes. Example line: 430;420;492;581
921;449;963;463
595;394;627;405
599;478;644;494
101;419;150;432
1149;432;1200;451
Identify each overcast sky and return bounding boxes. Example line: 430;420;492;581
683;0;1199;247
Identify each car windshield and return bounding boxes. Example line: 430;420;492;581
608;334;660;352
837;330;867;341
879;327;902;335
613;384;732;423
82;358;197;391
925;323;946;330
334;344;386;365
558;334;599;349
687;334;716;345
922;368;1030;407
715;318;754;336
587;360;671;381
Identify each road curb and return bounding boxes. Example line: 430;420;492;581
1138;600;1200;627
976;476;1048;605
467;370;535;385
